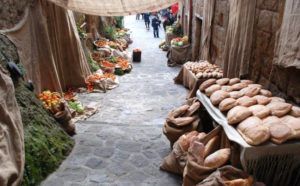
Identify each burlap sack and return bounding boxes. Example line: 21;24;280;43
0;67;24;186
165;33;177;47
163;98;201;146
54;103;76;136
163;118;200;147
167;44;192;66
160;131;205;175
196;165;255;186
183;127;231;186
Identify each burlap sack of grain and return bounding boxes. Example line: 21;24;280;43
167;44;192;66
54;103;76;136
183;127;231;186
0;67;24;186
196;165;256;186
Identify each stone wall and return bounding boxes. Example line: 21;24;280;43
248;0;300;103
210;0;229;66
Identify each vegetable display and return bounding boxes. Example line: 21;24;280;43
171;36;189;47
94;40;107;48
85;73;116;92
38;91;62;114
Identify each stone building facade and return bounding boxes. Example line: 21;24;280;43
179;0;300;103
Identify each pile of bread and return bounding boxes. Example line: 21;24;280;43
161;130;233;184
184;61;223;79
163;98;201;146
199;78;300;145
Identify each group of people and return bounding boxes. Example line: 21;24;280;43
136;12;162;38
136;9;177;38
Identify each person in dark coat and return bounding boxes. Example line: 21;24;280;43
151;16;161;38
144;13;150;30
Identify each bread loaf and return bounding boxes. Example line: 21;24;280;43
282;116;300;139
221;85;233;92
260;89;272;97
210;90;230;106
204;136;220;158
189;139;205;164
219;98;237;112
229;91;244;99
199;79;216;91
248;84;263;89
231;83;248;91
266;102;292;117
240;79;254;85
168;105;190;118
237;117;270;145
253;95;271;105
228;78;240;85
227;106;252;125
237;96;257;107
216;78;230;85
205;84;221;97
249;105;270;119
240;86;261;97
289;106;300;117
270;97;285;103
262;116;282;128
179;131;199;151
184;102;201;117
167;116;198;127
269;124;292;144
204;148;231;168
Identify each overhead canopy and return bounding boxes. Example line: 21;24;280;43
46;0;180;16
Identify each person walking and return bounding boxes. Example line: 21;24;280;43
136;13;140;20
144;13;150;30
151;16;161;38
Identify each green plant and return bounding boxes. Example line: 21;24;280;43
173;24;183;36
76;15;87;39
87;54;100;72
103;26;116;41
115;16;124;28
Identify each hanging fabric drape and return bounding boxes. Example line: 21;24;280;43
222;0;256;78
273;0;300;69
0;67;24;186
46;0;180;16
1;0;91;93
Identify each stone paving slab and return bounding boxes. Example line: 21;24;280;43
42;123;182;186
42;15;187;186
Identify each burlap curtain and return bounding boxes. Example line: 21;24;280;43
222;0;256;78
274;0;300;69
0;0;91;93
0;67;24;186
46;0;180;16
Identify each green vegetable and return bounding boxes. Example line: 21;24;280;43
68;101;84;114
114;68;124;75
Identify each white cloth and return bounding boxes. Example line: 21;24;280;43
46;0;181;16
196;90;300;172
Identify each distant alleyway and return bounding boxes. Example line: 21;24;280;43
42;15;187;186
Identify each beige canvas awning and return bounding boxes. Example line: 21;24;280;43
46;0;180;16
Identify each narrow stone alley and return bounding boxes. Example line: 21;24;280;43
42;16;187;186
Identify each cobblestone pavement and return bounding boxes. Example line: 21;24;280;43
42;15;187;186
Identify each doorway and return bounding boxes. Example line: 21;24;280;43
193;16;203;61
